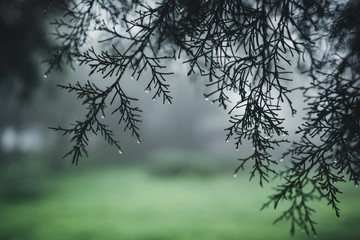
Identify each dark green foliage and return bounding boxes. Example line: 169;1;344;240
46;0;360;236
0;176;44;202
147;151;218;177
0;0;50;99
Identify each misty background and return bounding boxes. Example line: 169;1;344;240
1;1;359;240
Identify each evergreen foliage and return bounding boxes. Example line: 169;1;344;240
46;0;360;236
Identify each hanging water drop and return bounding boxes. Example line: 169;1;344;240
292;109;297;116
226;139;230;143
280;158;284;162
236;148;239;152
43;74;48;79
204;97;209;101
101;115;105;119
137;138;141;144
356;184;359;188
252;147;256;150
233;173;238;178
131;75;135;80
145;87;151;93
118;149;123;154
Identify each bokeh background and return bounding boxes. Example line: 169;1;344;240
1;1;360;239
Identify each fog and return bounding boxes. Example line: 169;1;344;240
2;2;359;240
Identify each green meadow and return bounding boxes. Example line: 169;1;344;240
1;161;360;240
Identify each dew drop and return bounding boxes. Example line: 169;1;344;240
356;184;359;188
314;234;317;239
292;110;297;117
101;115;105;119
43;74;48;79
236;148;239;152
204;97;209;101
226;139;230;143
280;158;284;162
252;147;256;150
137;138;141;144
131;75;135;80
233;173;238;178
144;87;151;93
118;149;123;154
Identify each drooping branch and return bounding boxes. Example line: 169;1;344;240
46;0;360;237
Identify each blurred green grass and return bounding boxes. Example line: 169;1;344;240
1;163;360;240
